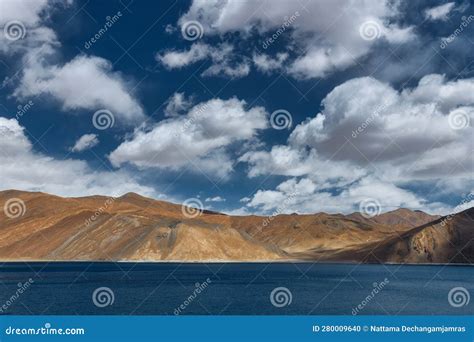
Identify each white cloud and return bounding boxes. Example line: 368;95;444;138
71;134;99;152
14;54;145;123
157;42;250;78
157;43;210;68
240;74;474;214
109;97;268;178
0;117;156;197
424;2;455;21
252;53;288;74
178;0;415;79
1;1;145;124
244;176;449;215
205;196;226;202
0;0;59;55
164;92;193;117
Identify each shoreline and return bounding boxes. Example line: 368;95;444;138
0;260;472;266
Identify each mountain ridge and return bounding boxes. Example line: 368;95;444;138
0;190;471;264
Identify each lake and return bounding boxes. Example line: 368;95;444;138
0;262;472;315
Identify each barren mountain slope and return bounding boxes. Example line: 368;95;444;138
0;190;469;263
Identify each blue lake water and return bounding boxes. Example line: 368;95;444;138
0;262;472;315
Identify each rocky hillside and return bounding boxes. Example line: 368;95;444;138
0;190;471;264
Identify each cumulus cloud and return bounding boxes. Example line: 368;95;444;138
71;134;99;152
177;0;415;79
109;97;268;178
424;2;455;21
244;176;449;215
14;54;145;122
1;1;145;124
240;74;474;214
0;0;60;55
0;118;156;197
157;43;250;78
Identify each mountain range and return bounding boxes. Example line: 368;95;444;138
0;190;472;264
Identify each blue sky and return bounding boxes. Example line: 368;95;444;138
0;0;473;215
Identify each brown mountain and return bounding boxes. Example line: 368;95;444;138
0;190;471;264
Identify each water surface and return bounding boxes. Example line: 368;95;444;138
0;262;472;315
